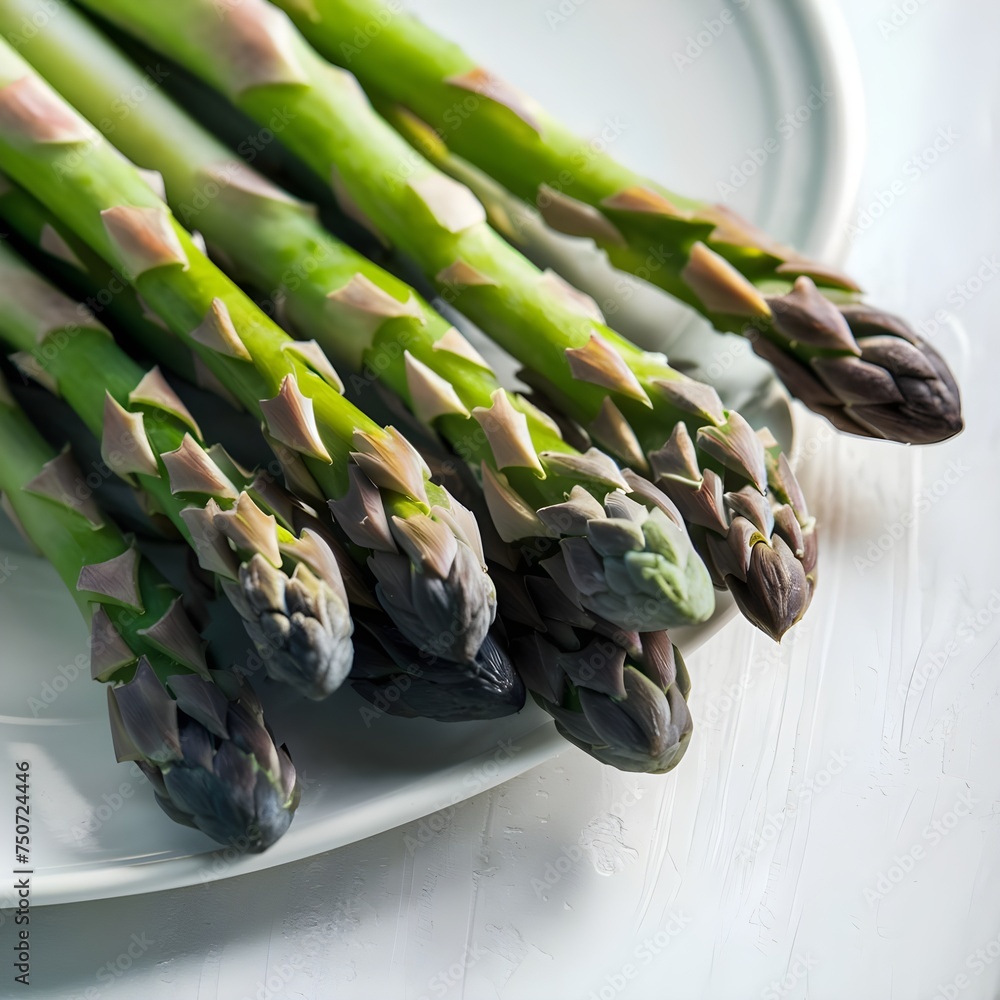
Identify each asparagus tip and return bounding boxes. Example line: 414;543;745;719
370;540;497;663
228;555;354;700
717;534;813;642
762;279;964;446
350;618;525;722
835;303;965;445
545;485;716;634
518;633;693;774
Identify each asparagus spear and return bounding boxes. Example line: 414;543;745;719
0;367;299;849
227;470;527;722
425;446;692;774
2;2;714;635
63;0;812;639
268;0;964;447
0;178;527;725
0;238;354;700
0;33;496;664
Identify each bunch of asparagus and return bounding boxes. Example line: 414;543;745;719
0;0;962;850
0;361;300;850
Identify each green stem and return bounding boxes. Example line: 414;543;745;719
0;374;299;848
270;0;962;447
0;398;169;632
0;238;355;699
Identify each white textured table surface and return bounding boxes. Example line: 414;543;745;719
5;2;997;999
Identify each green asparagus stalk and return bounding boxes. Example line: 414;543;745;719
0;237;354;700
0;177;528;723
424;445;692;774
0;33;496;664
0;366;299;849
65;0;812;639
2;1;716;635
232;477;523;721
221;469;527;722
270;0;964;447
303;361;693;771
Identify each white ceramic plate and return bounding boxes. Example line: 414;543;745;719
0;0;862;906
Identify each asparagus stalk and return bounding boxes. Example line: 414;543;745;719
425;446;692;774
231;476;522;721
64;0;812;639
269;0;964;447
0;33;496;663
0;367;299;849
3;2;715;635
226;470;527;722
0;178;527;723
0;238;354;700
